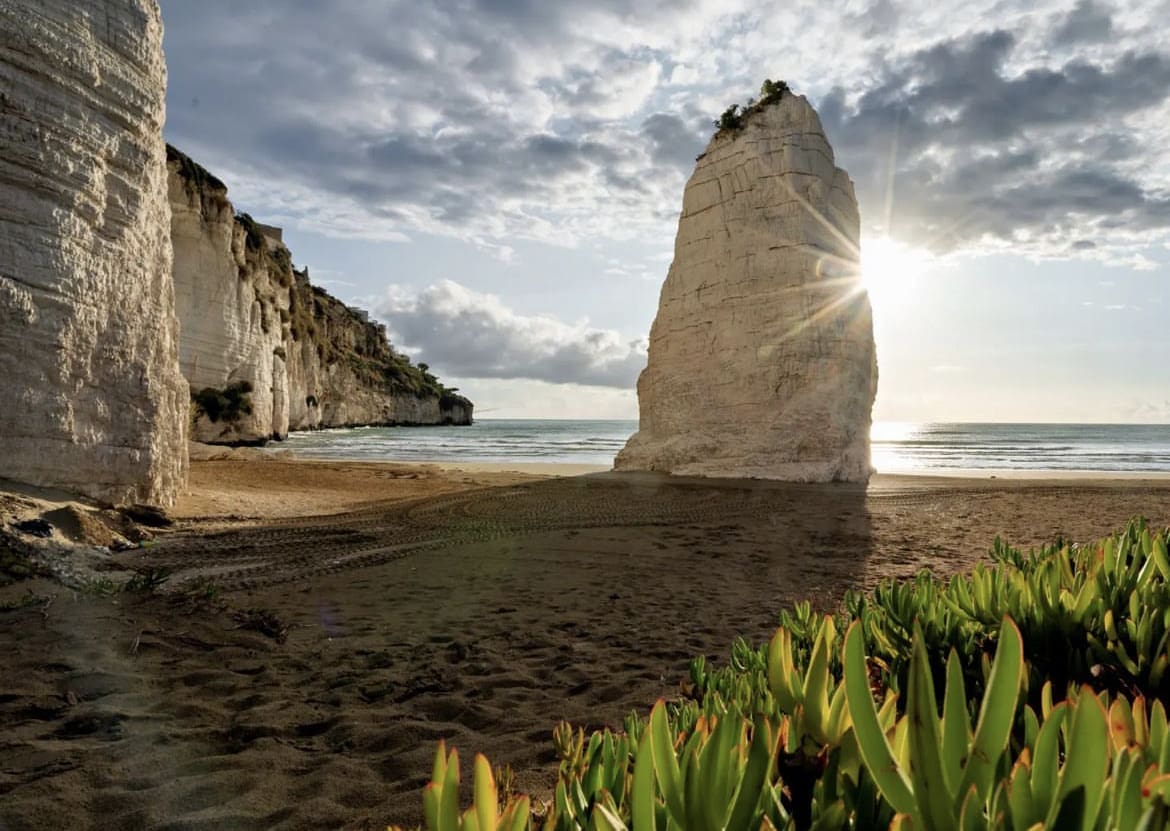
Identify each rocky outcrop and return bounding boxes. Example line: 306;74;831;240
168;147;471;444
615;92;877;482
0;0;188;506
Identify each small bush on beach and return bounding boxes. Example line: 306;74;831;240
392;522;1170;830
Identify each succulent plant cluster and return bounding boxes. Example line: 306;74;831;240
391;521;1170;831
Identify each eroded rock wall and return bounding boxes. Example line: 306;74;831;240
168;148;471;444
0;0;188;505
615;93;877;482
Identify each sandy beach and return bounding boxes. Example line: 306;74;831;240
3;457;1170;829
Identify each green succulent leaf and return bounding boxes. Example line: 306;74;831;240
503;797;530;831
591;800;628;831
907;619;956;830
957;617;1024;803
941;649;970;797
474;754;497;831
649;701;685;826
725;717;775;831
631;727;657;831
844;621;916;817
803;616;835;744
438;748;460;831
1031;702;1067;815
1048;689;1110;831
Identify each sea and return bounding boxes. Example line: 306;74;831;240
278;420;1170;474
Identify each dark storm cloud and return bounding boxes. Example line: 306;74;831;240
817;29;1170;252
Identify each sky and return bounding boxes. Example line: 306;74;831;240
158;0;1170;423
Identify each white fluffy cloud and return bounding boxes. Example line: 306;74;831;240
377;280;647;387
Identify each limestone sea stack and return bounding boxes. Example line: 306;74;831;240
615;92;878;482
0;0;188;505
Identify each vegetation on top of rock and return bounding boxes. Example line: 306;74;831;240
342;349;469;407
715;103;745;133
166;144;227;192
191;381;254;424
235;212;267;252
712;78;792;138
285;275;470;407
759;78;790;104
269;244;293;284
439;390;466;410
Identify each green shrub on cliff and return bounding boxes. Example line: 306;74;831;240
713;78;792;138
191;381;254;424
759;78;790;104
393;522;1170;830
284;278;468;410
235;212;266;252
270;244;294;285
439;391;467;411
714;104;744;133
166;144;227;193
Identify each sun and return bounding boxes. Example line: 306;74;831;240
861;236;928;308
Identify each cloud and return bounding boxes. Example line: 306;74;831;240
437;377;638;419
816;28;1170;261
377;280;647;387
157;0;731;250
158;0;1170;266
1123;398;1170;422
1050;0;1114;45
640;111;710;171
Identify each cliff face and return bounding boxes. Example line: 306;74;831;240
0;0;188;506
615;93;878;482
168;148;471;444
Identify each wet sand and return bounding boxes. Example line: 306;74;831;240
3;460;1170;829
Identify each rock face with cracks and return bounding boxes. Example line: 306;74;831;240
615;93;878;482
0;0;188;506
168;147;473;445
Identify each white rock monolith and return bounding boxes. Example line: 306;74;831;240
616;93;878;481
0;0;187;505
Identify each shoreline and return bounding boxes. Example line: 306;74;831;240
258;447;1170;481
248;449;1170;481
170;451;1170;526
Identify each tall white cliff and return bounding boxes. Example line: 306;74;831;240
0;0;187;505
168;147;473;444
615;92;878;482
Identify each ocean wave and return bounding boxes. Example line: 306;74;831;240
282;420;1170;472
